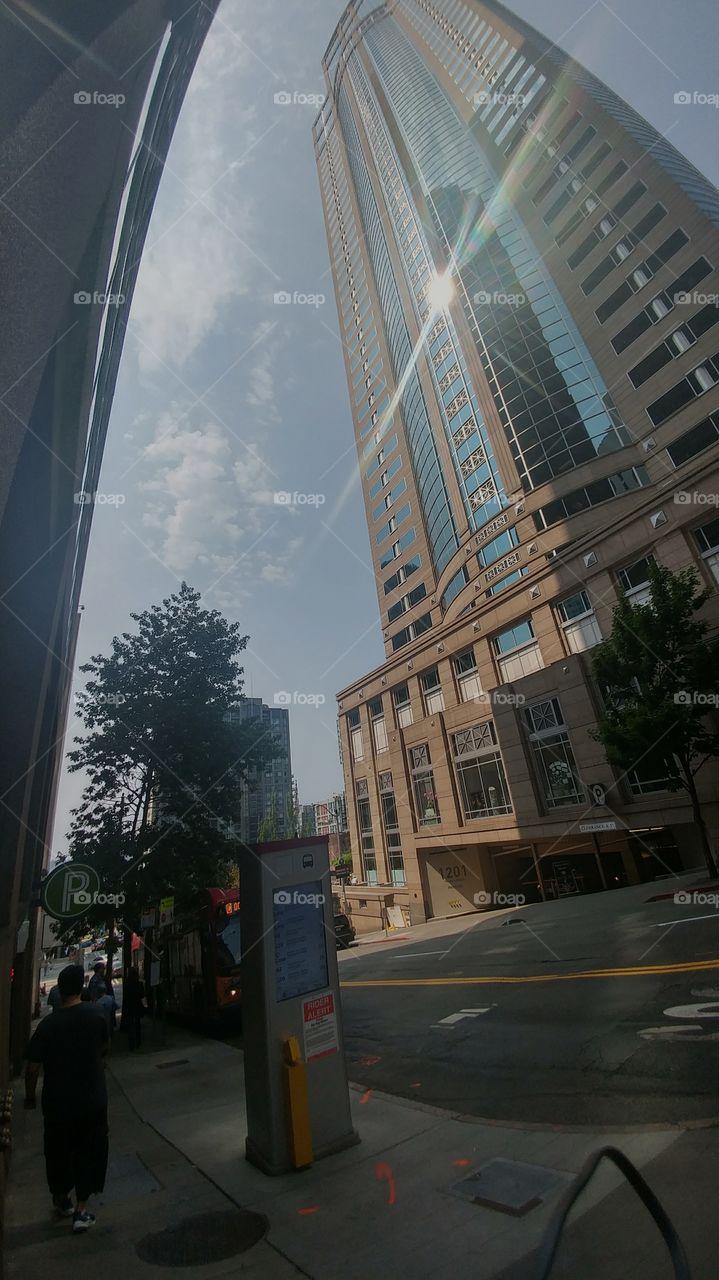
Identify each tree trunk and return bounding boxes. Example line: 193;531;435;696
686;774;718;879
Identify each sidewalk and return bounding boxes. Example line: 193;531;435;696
7;1024;718;1279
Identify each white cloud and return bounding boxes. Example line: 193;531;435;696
140;413;270;568
129;9;272;373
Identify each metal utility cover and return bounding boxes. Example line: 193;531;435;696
449;1157;573;1216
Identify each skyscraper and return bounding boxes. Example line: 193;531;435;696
0;0;220;1091
314;1;719;925
226;700;294;844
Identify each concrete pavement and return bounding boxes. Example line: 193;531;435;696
8;1023;717;1279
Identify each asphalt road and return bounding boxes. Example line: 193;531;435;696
336;885;719;1126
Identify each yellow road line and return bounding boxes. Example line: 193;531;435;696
341;957;719;988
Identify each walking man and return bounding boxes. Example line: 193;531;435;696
87;961;107;1001
24;964;109;1232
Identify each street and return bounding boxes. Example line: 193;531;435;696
336;884;719;1126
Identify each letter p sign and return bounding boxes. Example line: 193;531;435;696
62;868;90;914
40;862;101;920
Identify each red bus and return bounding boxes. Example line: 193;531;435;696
158;887;242;1026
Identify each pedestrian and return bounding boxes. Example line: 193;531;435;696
87;962;107;1001
24;964;109;1233
46;983;63;1012
122;967;146;1051
92;982;118;1040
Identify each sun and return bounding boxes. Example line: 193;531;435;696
427;271;455;313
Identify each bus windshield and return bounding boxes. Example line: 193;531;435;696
215;913;241;975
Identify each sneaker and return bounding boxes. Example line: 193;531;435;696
72;1210;96;1233
52;1195;74;1218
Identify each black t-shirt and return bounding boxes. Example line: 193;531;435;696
26;1003;108;1120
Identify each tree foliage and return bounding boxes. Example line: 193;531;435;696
64;583;280;931
592;562;719;877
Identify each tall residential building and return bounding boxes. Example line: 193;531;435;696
313;0;719;925
226;700;294;844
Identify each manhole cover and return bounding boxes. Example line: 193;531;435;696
136;1209;267;1267
449;1158;573;1216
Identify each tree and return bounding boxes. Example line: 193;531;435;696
592;562;719;879
66;583;280;936
257;792;279;843
286;778;300;839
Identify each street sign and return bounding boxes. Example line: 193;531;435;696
159;896;175;926
141;908;156;930
589;783;607;806
40;863;101;920
579;820;618;833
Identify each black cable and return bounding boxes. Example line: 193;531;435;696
533;1144;692;1279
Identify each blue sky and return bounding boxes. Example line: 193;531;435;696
52;0;719;851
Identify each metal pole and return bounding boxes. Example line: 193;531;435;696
592;833;608;890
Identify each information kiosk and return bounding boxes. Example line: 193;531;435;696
239;836;359;1174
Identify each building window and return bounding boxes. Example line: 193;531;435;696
390;612;432;652
526;698;585;809
693;518;719;584
378;770;405;885
355;778;378;885
667;411;719;467
647;352;719;427
441;566;469;612
628;752;678;795
493;619;543;681
617;555;655;606
420;667;445;715
384;555;421;595
387;581;427;622
453;723;513;818
556;590;602;653
453;650;483;702
369;697;388;753
409;743;440;825
393;684;413;728
347;707;363;762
